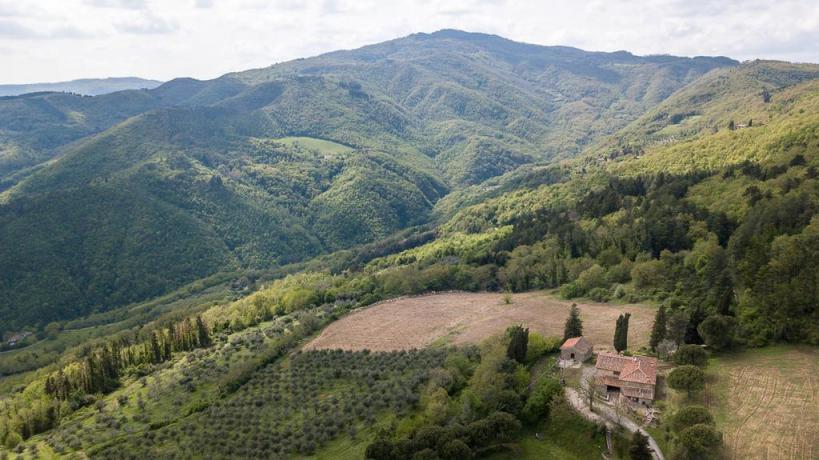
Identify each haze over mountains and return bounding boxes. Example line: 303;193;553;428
1;29;817;333
0;77;162;97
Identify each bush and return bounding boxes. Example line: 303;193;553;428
631;259;665;289
559;282;583;299
525;333;560;364
587;287;610;302
675;424;722;460
673;345;708;367
668;365;705;398
521;377;562;423
365;439;396;459
577;264;607;292
670;406;714;434
438;439;472;460
697;315;738;350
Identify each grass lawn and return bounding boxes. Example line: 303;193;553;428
275;136;354;155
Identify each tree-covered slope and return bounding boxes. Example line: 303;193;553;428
234;29;734;183
424;74;819;345
0;100;446;330
0;31;739;331
591;60;819;160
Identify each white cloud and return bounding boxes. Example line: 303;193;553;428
85;0;147;9
115;11;177;34
0;0;817;83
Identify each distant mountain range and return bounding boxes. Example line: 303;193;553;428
0;77;162;97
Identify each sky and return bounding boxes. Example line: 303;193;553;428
1;0;818;84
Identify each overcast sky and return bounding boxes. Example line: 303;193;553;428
2;0;818;84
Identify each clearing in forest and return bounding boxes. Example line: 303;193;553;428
707;346;819;460
305;291;655;352
273;136;354;155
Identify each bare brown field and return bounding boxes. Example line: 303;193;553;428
708;346;819;460
304;291;656;352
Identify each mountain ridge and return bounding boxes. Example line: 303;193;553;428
0;77;163;97
0;30;786;332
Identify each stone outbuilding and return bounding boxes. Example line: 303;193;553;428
595;352;658;405
560;336;593;363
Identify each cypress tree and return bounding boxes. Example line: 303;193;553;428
563;303;583;340
614;313;631;352
649;306;667;351
506;325;529;363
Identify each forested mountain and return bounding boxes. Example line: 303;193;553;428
0;30;736;331
0;77;162;97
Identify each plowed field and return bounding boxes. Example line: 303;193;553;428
305;291;655;352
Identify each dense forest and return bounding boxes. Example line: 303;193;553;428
0;30;738;333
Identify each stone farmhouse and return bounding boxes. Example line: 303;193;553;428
560;336;593;363
595;352;658;405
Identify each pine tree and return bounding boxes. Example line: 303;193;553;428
649;306;667;351
563;303;583;340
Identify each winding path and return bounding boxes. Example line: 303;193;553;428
565;367;666;460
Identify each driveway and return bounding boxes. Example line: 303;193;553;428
566;366;666;460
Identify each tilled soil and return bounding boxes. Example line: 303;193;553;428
305;291;655;352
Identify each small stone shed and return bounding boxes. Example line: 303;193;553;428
560;336;593;363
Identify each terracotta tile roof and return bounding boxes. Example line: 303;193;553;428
595;352;657;385
560;336;592;352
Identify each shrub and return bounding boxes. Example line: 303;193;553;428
629;430;653;460
675;424;722;460
668;365;705;398
438;439;472;459
577;264;607;292
673;345;707;367
559;281;583;299
525;333;560;364
587;287;610;302
521;377;562;423
670;406;714;434
697;315;738;350
631;259;665;289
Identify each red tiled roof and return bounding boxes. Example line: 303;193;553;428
560;336;592;352
595;352;657;385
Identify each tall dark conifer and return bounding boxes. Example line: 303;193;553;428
614;313;631;352
563;303;583;340
649;306;667;351
195;315;211;347
506;325;529;363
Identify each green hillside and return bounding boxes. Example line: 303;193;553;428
0;31;735;332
